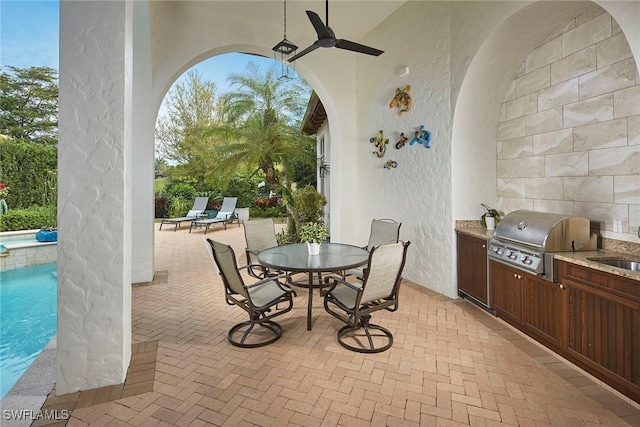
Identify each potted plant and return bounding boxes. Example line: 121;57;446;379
481;203;500;229
299;222;328;255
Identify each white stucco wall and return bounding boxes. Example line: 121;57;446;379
58;0;132;392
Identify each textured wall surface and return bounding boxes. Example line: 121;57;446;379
496;6;640;240
58;1;131;393
356;2;454;297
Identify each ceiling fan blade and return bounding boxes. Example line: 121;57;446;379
335;39;384;56
288;42;321;62
306;10;332;39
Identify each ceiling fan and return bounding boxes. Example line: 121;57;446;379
288;0;384;62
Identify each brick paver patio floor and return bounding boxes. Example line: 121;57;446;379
39;222;640;426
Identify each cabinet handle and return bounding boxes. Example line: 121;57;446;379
482;244;486;248
559;284;564;290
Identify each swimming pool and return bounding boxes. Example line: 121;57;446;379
0;262;57;399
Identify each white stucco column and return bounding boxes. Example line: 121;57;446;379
131;0;155;283
58;0;132;393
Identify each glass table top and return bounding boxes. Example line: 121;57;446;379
257;243;369;272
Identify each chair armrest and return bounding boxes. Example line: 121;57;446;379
323;274;363;292
245;273;289;289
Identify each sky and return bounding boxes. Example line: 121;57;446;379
0;0;302;96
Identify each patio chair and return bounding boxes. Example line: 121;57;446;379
324;240;410;353
189;197;239;234
344;218;402;279
244;218;279;279
206;238;294;348
159;197;209;231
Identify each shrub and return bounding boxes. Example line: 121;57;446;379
0;139;57;209
165;182;197;200
155;196;168;218
0;206;51;231
253;197;281;208
249;205;287;218
292;185;326;223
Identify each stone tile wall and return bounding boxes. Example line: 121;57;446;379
496;6;640;236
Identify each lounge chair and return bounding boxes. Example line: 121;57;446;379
189;197;239;234
159;197;209;231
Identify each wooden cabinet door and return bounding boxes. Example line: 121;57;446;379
489;260;521;325
522;275;564;350
457;233;488;304
560;261;640;403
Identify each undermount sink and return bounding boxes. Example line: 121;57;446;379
587;257;640;272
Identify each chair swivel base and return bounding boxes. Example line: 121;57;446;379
336;316;393;353
228;320;282;348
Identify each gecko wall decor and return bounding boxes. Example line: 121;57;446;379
410;125;431;148
395;132;408;149
370;130;389;158
389;85;412;115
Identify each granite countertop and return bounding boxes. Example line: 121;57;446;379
455;226;640;282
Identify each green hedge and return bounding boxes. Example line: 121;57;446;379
0;206;51;231
0;139;57;209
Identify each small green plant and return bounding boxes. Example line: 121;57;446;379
481;203;500;227
168;196;191;217
299;222;328;244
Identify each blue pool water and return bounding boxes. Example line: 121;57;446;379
0;263;57;399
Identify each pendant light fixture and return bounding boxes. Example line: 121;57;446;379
272;0;298;79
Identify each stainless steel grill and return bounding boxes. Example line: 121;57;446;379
487;210;596;281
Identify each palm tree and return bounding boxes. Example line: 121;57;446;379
209;65;315;234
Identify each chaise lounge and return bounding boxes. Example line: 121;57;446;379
159;196;209;231
189;197;239;234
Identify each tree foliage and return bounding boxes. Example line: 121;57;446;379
209;65;315;233
155;69;225;184
0;66;58;145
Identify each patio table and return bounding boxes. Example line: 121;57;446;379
257;243;369;331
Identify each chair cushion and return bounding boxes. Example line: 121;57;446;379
216;211;232;220
248;280;288;307
187;209;203;218
330;283;360;309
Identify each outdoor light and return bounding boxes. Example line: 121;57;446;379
272;0;298;80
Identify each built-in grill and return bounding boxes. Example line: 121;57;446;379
487;210;596;282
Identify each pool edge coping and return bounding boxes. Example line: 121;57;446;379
0;336;57;425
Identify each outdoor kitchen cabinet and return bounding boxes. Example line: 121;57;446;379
558;260;640;403
456;232;488;306
489;260;564;350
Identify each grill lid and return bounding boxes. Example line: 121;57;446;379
494;210;595;252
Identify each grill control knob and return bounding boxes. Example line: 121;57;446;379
508;253;517;260
523;258;533;265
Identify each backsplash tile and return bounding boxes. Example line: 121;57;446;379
563;176;613;202
629;115;640;145
538;78;578;111
614;85;640;118
496;10;638;245
545;151;589;176
532;128;573;155
589;145;640;175
563;93;613;127
573;118;627;150
579;58;636;100
613;176;640;204
561;12;611;56
526;37;562;73
597;32;633;68
551;45;596;85
526;107;563;134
